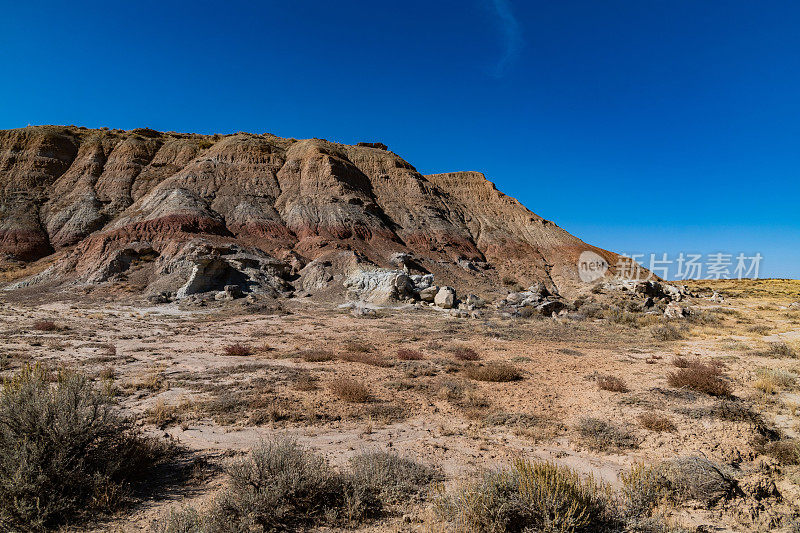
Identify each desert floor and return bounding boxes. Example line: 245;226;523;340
1;279;799;531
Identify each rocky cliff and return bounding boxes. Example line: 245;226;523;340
0;125;627;300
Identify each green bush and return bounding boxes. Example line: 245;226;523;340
0;365;171;531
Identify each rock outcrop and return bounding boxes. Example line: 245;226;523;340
0;125;642;299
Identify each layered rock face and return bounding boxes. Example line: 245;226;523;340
0;125;627;299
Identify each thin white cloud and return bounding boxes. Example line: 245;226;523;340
489;0;523;76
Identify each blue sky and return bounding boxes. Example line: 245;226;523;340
1;1;798;278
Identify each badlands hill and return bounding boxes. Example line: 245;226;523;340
0;125;625;302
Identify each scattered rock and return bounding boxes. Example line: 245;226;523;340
537;300;567;317
463;294;484;309
344;269;414;303
664;301;690;319
147;292;171;304
434;286;457;309
418;285;439;302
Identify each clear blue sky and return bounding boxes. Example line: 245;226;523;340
2;1;798;278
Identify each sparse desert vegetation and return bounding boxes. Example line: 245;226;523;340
0;278;798;531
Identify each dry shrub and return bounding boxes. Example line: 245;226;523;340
349;452;442;503
154;442;441;532
396;348;424;360
464;362;522;382
667;361;731;397
329;378;371;403
747;324;773;335
597;375;628;393
298;349;335;362
343;341;374;353
650;324;683;341
451;347;480;361
32;320;57;332
210;438;378;529
753;367;796;395
434;458;618;532
0;365;174;530
575;417;638;451
671;356;691;368
637;412;676;432
100;343;117;357
762;439;800;465
340;352;392;367
293;374;318;391
132;366;167;392
762;341;796;358
222;343;253;357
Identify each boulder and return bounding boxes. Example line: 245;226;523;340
527;282;551;298
505;292;525;305
464;294;484;309
224;284;243;298
344;269;413;303
537;300;566;317
664;301;690;319
410;273;435;291
147;292;171;304
214;290;232;301
418;285;439;302
434;286;456;309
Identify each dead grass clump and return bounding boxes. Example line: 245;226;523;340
747;324;773;335
762;341;796;358
0;365;174;530
396;348;424;360
671;356;691;368
575;417;639;451
340;352;392;367
753;368;796;395
597;375;629;393
464;362;522;382
99;343;117;357
222;343;253;357
667;361;731;397
343;341;374;353
293;374;318;391
762;439;800;465
298;349;335;362
145;399;187;429
329;378;371;403
451;347;480;361
651;323;684;341
32;320;58;332
132;366;167;392
606;306;639;326
637;412;676;432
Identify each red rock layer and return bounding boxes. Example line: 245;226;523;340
0;126;632;294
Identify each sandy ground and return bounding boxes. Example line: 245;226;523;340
1;281;799;531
